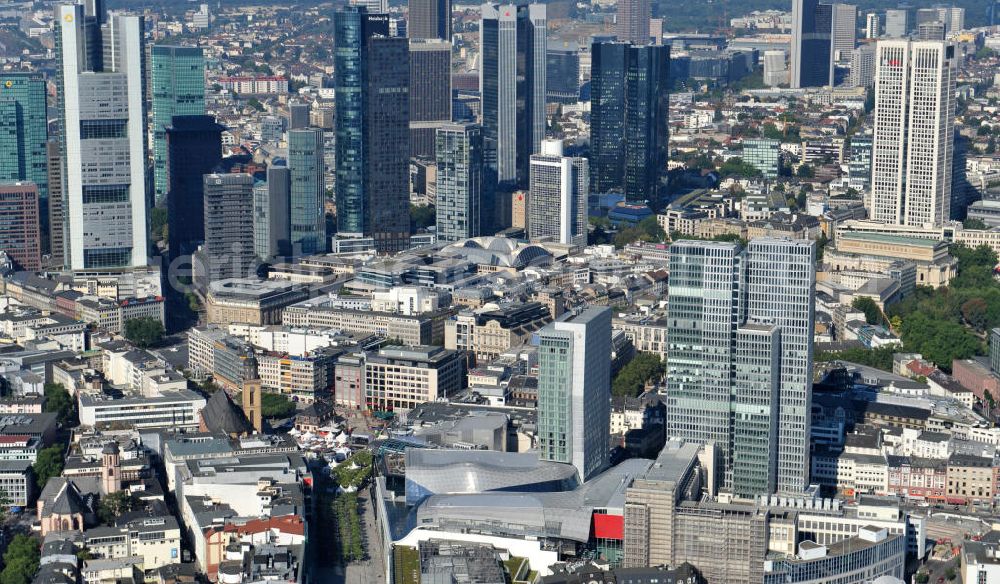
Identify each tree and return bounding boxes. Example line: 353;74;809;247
963;218;988;230
851;297;884;326
718;157;762;178
32;445;64;489
97;491;136;526
43;382;75;426
149;207;168;242
914;573;929;584
261;393;296;419
962;297;989;330
123;317;164;348
0;534;40;584
815;346;897;372
944;567;956;581
612;353;666;397
410;204;436;232
796;164;815;178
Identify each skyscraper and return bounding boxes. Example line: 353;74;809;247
745;238;815;494
528;139;588;246
884;9;909;38
762;50;788;86
589;42;669;202
917;21;946;41
201;173;256;282
46;142;64;265
831;4;857;62
0;73;48;212
409;0;451;40
865;12;880;38
616;0;650;45
288;128;325;255
165;115;223;260
334;7;411;254
790;0;833;88
0;183;41;271
409;39;452;159
537;306;612;482
435;123;483;242
870;40;956;227
57;5;149;271
480;3;546;189
253;165;291;260
666;238;815;496
151;45;205;203
287;101;310;131
848;43;875;88
547;42;581;104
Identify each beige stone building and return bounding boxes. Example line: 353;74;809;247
444;302;552;366
826;232;956;288
205;279;308;326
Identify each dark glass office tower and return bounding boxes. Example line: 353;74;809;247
791;0;833;88
480;3;546;190
409;0;451;40
151;46;205;203
165;115;224;260
589;42;669;203
409;39;452;159
334;7;411;254
546;42;580;104
288;128;325;255
624;45;669;203
0;72;48;237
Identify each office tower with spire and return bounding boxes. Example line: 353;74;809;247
435;123;483;243
790;0;833;88
589;42;669;202
870;40;956;227
334;7;411;254
0;73;48;213
56;4;149;271
409;0;451;40
479;3;546;190
151;45;205;203
666;238;815;496
165;115;223;260
409;39;452;159
528;139;588;246
616;0;650;45
537;306;612;482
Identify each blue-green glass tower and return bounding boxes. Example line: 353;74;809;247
0;73;48;204
151;45;206;203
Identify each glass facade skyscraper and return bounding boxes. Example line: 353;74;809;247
288;128;325;256
408;0;451;40
0;73;48;207
666;238;816;496
480;3;546;189
537;307;612;482
589;42;669;203
791;0;833;88
57;5;149;271
334;7;411;253
165;115;223;260
151;45;205;203
435;123;483;243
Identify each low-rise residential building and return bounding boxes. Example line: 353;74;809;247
946;454;995;504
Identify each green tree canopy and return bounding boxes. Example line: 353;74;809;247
98;491;137;526
123;317;164;348
43;382;76;427
261;393;296;419
32;445;64;489
0;535;40;584
612;353;665;397
851;297;884;326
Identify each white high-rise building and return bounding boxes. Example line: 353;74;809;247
527;139;588;246
57;4;149;272
865;12;880;39
831;4;858;62
870;40;956;227
848;43;875;88
884;9;909;38
537;306;611;482
763;50;788;87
